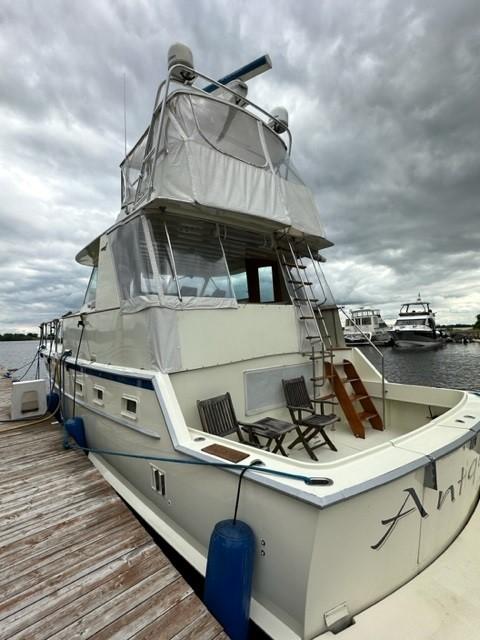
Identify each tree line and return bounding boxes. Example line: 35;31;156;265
0;333;39;342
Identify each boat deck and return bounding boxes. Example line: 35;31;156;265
0;376;226;640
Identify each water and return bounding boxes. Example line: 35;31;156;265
1;340;479;391
359;342;480;392
0;340;46;380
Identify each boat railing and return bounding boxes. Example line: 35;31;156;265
339;306;386;428
134;62;293;207
39;318;62;355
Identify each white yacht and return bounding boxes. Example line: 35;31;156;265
391;296;445;349
40;45;480;640
343;308;391;346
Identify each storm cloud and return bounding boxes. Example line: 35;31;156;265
0;0;479;330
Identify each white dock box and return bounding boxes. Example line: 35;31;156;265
11;379;47;420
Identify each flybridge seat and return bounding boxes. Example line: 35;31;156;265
120;88;327;240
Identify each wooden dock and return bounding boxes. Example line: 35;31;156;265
0;376;226;640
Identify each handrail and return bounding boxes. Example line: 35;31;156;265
339;306;386;429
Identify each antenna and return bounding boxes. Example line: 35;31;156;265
123;72;127;156
203;54;272;93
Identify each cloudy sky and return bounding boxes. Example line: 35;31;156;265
1;0;479;331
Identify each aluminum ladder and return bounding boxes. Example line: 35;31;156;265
277;240;335;404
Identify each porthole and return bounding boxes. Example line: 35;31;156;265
121;395;138;420
93;386;104;406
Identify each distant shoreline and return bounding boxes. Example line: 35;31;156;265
0;334;39;342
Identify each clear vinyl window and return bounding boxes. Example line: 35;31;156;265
147;215;235;300
110;213;235;305
83;267;98;310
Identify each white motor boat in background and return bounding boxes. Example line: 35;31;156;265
343;308;391;346
391;296;445;349
38;45;480;640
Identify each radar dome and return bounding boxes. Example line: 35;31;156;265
168;43;196;83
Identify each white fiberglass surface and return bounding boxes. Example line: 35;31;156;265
285;419;411;463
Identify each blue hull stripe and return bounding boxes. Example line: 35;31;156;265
65;362;154;390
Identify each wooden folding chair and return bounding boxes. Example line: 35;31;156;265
282;376;338;460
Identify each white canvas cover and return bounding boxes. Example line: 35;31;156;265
131;92;325;238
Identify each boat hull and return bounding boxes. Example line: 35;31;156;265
392;330;444;349
344;330;391;347
47;358;480;640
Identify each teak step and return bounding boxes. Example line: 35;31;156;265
350;393;369;402
324;360;384;438
358;411;377;421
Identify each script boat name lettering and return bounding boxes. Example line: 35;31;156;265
371;456;479;551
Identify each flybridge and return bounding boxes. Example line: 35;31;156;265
117;43;329;245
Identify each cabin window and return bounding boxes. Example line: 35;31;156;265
121;396;137;419
147;215;235;300
231;271;249;301
110;217;155;300
93;386;104;406
395;318;426;326
259;266;274;302
221;227;287;304
83;268;98;310
110;214;236;309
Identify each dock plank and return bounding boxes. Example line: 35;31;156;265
49;569;185;639
1;543;166;640
169;609;224;640
0;378;225;640
130;592;216;640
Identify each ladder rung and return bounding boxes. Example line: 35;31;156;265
358;411;377;421
285;263;307;269
341;377;360;383
299;316;315;320
350;393;369;401
294;298;318;302
305;336;322;340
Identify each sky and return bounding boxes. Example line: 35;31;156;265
0;0;479;331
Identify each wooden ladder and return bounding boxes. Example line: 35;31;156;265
324;359;384;438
